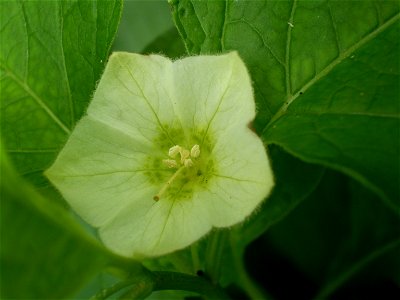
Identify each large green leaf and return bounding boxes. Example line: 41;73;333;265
263;17;400;211
0;145;123;298
0;0;122;187
170;0;400;209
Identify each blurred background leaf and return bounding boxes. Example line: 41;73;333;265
113;0;174;53
113;0;185;58
143;27;186;58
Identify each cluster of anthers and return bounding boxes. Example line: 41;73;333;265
153;144;200;201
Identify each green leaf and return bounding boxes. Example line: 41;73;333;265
170;0;400;209
113;0;175;53
171;0;225;54
314;238;400;299
314;178;400;298
263;19;400;210
0;145;114;298
0;0;123;187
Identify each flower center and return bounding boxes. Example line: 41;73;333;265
153;144;201;201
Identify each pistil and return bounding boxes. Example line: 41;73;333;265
153;166;185;201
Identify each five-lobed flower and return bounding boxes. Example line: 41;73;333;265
46;52;274;258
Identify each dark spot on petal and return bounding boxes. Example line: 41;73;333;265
247;121;256;133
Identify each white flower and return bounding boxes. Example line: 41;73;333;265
46;52;274;258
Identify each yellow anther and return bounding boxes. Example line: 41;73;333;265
184;158;194;167
168;145;181;158
179;148;190;163
190;144;200;158
163;159;178;168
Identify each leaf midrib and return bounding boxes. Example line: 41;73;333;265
263;12;400;134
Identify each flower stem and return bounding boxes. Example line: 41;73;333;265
90;275;152;300
205;230;228;284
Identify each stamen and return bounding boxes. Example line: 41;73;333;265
190;144;200;158
154;144;201;201
153;166;185;201
184;158;193;167
179;148;190;163
163;159;178;168
168;145;181;158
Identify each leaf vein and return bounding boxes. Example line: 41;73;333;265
264;12;400;134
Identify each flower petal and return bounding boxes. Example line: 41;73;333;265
201;126;274;227
88;52;182;147
172;52;255;136
99;197;212;258
45;117;159;227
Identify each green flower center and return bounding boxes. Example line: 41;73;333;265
144;126;215;201
153;144;201;201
